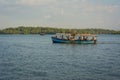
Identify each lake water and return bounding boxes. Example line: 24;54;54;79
0;34;120;80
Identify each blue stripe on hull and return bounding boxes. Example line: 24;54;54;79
51;37;95;44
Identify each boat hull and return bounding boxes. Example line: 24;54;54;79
51;37;96;44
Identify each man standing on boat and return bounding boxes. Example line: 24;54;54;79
93;36;97;44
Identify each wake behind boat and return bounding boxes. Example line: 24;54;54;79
51;33;97;44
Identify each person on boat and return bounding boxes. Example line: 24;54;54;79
69;36;75;41
85;36;89;40
66;35;70;40
92;36;97;44
61;34;64;40
55;35;57;38
78;36;81;40
92;36;96;40
79;36;83;40
83;36;86;40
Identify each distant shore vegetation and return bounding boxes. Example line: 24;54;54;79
0;26;120;34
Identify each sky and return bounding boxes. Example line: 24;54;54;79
0;0;120;30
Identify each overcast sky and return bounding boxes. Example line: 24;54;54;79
0;0;120;30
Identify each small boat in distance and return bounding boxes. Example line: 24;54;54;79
40;33;45;35
51;33;97;44
40;27;46;35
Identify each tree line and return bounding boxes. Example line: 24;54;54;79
0;26;120;34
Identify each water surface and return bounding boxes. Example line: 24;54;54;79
0;34;120;80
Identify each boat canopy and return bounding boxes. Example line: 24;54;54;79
55;33;96;37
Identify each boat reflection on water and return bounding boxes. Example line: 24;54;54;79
51;33;97;44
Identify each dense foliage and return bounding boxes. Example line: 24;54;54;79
0;26;120;34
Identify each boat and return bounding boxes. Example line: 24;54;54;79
40;27;46;35
40;33;45;35
51;33;97;44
